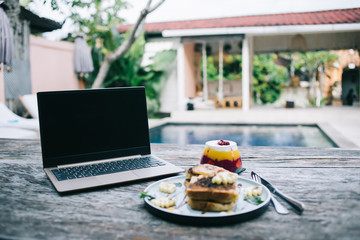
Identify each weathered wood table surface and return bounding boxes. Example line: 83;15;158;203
1;139;359;240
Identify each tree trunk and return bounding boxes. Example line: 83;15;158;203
91;0;166;89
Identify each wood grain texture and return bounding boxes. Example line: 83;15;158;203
1;139;359;240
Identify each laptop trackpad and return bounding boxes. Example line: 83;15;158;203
96;171;138;184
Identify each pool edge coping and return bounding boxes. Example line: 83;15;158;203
316;122;358;148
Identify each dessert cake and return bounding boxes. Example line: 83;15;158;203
200;140;242;172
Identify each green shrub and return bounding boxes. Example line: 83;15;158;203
252;54;288;104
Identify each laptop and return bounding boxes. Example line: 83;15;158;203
37;87;183;193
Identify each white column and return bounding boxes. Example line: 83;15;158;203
242;35;253;112
218;41;224;103
317;65;324;107
177;44;186;110
202;43;208;101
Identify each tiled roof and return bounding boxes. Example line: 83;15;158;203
118;8;360;33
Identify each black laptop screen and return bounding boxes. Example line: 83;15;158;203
37;87;151;168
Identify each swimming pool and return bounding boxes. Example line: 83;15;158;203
150;124;337;147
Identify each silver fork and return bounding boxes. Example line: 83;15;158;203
251;172;289;215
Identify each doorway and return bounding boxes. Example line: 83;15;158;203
341;68;359;106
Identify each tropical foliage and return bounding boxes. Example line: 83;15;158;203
203;50;338;105
203;53;287;104
33;0;128;35
293;51;338;80
29;0;172;115
85;33;176;115
36;0;175;115
253;54;288;104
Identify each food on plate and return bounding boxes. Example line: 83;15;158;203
244;186;263;197
212;171;238;185
200;140;242;172
186;171;239;203
151;197;176;208
185;164;239;211
187;198;237;212
159;182;176;194
185;163;225;180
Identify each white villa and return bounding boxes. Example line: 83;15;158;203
118;8;360;112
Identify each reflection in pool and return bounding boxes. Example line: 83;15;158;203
150;124;337;147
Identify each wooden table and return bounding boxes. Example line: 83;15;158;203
1;139;359;239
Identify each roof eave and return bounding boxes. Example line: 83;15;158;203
162;23;360;37
20;7;63;34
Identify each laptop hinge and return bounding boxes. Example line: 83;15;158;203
56;155;142;168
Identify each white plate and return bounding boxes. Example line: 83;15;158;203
143;175;271;225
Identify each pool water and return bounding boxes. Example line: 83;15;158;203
150;124;337;147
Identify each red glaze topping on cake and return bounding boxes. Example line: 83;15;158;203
217;140;230;145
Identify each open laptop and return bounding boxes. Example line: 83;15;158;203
37;87;183;193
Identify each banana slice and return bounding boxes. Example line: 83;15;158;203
244;186;263;197
212;171;238;185
159;182;176;194
151;197;176;208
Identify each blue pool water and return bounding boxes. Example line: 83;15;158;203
150;124;337;147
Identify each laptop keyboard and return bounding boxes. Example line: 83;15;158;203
51;157;166;181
